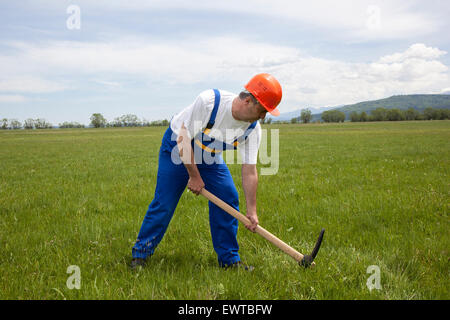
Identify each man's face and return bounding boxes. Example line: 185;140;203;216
244;98;268;122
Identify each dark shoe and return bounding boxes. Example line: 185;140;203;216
130;258;146;270
226;261;254;271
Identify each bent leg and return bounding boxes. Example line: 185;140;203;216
132;150;188;259
199;164;240;266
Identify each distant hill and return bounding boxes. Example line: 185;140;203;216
267;94;450;122
334;94;450;117
267;106;337;122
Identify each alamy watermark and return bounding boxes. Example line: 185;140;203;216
366;265;382;291
258;128;279;176
66;4;81;30
366;5;381;31
66;265;81;290
171;121;279;175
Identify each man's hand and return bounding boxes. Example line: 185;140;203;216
245;210;259;232
177;123;204;195
242;164;259;232
187;175;205;195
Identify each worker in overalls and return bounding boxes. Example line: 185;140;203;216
130;74;282;270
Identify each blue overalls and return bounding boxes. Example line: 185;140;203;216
132;89;257;267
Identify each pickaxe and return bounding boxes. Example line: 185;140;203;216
200;189;325;268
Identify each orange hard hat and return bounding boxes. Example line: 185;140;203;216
244;73;282;116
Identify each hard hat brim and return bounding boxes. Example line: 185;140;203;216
268;107;280;116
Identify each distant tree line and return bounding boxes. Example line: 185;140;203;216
0;113;170;130
1;118;22;130
59;121;86;128
290;109;345;124
283;108;314;124
291;109;313;124
286;107;450;124
322;110;346;123
1;118;54;130
350;107;450;122
90;113;169;128
3;108;448;130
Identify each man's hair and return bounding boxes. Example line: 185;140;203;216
239;90;259;105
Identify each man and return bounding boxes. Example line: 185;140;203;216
130;73;282;270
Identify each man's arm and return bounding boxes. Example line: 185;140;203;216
177;123;204;195
242;164;259;232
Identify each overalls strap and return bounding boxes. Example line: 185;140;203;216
195;89;258;154
233;120;257;146
206;89;221;129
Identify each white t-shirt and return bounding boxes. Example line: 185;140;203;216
170;89;261;164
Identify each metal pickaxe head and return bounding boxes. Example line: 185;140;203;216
299;229;325;268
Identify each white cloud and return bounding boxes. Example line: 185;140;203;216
1;37;301;84
92;80;121;87
379;43;447;63
29;0;444;41
274;44;449;109
0;95;27;103
0;38;448;111
0;76;67;93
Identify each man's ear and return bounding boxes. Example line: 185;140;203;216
244;96;253;105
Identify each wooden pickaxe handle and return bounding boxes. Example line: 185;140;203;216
200;188;315;267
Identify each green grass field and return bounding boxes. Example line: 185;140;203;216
0;121;449;300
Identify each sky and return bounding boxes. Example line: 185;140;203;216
0;0;450;125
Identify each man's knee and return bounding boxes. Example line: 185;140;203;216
220;185;239;208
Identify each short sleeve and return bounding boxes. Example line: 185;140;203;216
238;122;261;164
170;90;213;139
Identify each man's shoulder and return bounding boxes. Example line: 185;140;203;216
197;89;236;106
217;89;236;97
